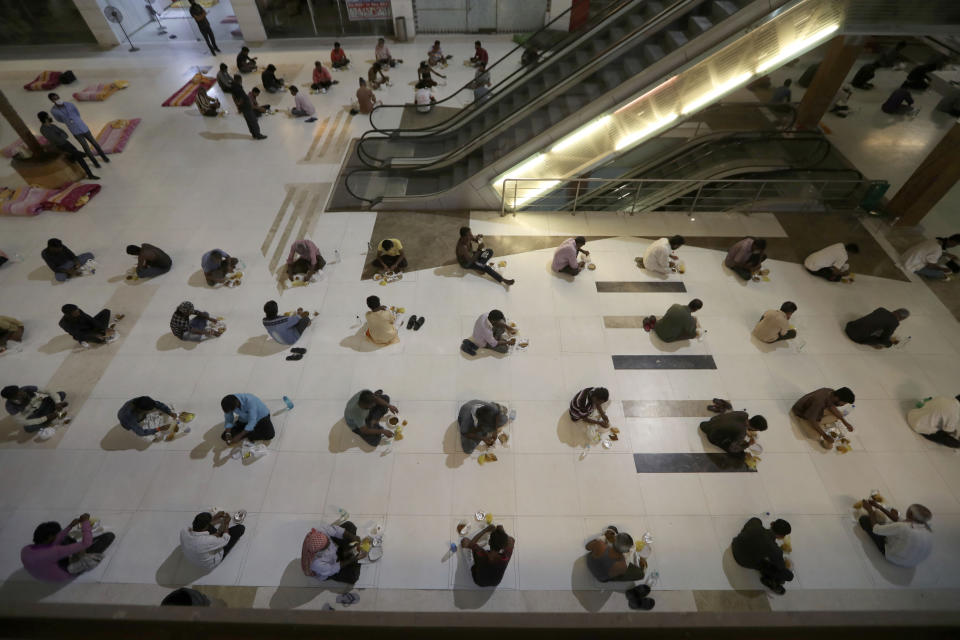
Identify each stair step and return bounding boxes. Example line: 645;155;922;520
664;29;689;51
547;103;566;125
623;54;645;76
600;69;622;91
645;1;665;18
711;0;738;20
528;112;550;137
643;43;665;65
687;15;713;37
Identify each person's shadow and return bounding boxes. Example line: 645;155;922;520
556;412;588;449
570;555;614;612
38;334;78;355
238;335;289;357
444;420;469;468
27;266;55;283
190;421;238;467
0;415;40;445
328;419;377;454
268;559;353;609
156;333;199;352
450;545;497;610
187;270;210;288
720;545;766;591
546;260;577;282
0;569;69;603
198;132;253;141
432;264;467;280
100;423;152;451
156;547;210;588
340;328;384;353
850;520;916;586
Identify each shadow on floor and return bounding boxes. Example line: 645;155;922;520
38;334;79;355
851;520;917;587
198;132;253;141
268;559;355;609
328;418;377;454
100;423;152;451
444;420;468;468
556;412;588;449
0;569;69;602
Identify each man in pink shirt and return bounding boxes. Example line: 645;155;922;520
552;236;589;276
311;60;337;92
21;514;115;582
286;239;325;280
725;236;767;280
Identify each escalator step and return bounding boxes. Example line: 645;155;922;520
601;69;622;91
548;103;565;125
643;43;665;65
711;0;738;20
687;15;713;36
645;1;665;18
665;29;688;50
624;54;645;76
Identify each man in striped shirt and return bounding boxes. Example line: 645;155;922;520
569;387;610;427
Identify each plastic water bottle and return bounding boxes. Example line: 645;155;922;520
283;396;294;410
449;542;457;553
645;570;659;587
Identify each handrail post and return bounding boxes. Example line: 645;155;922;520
572;181;581;216
630;180;641;215
690;181;704;214
500;181;506;217
514;179;519;216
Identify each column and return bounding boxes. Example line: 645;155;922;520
390;0;416;40
72;0;121;48
889;121;960;226
794;35;863;130
230;0;267;43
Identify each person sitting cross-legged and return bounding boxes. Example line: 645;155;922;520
21;514;115;582
585;527;646;582
285;239;325;282
569;386;610;428
458;399;509;454
731;518;793;594
170;301;224;342
845;307;909;349
216;63;233;92
752;301;797;343
471;309;517;354
59;303;121;346
262;301;311;346
344;389;397;447
180;511;245;571
0;316;25;354
261;64;284;93
725;237;767;280
288;85;317;122
374;37;401;67
302;521;365;584
221;393;275;444
792;386;855;449
804;242;858;281
552;236;589;276
311;60;336;92
640;235;685;275
460;524;515;587
118;395;178;438
907;395;960;448
201;249;239;286
195;86;220;117
41;238;94;282
331;42;350;69
653;299;702;343
900;235;959;280
365;295;399;346
237;46;257;73
2;385;68;434
456;227;514;286
857;499;932;568
126;243;172;279
371;238;408;273
700;408;767;455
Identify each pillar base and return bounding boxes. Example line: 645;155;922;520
11;152;85;189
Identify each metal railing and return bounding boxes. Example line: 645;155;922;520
499;176;880;216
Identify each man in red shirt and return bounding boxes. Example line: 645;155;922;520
331;42;350;69
460;524;514;587
470;41;489;68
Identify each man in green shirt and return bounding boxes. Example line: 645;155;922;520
653;299;702;342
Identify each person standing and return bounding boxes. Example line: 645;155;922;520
231;75;267;140
37;112;99;180
48;93;109;168
188;0;220;55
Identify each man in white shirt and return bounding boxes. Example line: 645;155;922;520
470;309;515;354
640;235;685;275
415;82;436;113
804;242;859;281
907;395;960;448
288;85;317;123
900;235;959;280
303;521;365;583
180;512;245;570
858;500;933;568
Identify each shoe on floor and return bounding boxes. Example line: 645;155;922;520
291;347;307;354
629;597;656;610
406;315;418;330
286;353;303;361
761;576;786;595
305;117;317;123
254;134;267;140
414;316;425;330
87;175;100;180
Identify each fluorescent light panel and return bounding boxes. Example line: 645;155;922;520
756;23;839;73
680;72;752;115
551;116;612;153
615;112;678;150
509;180;561;208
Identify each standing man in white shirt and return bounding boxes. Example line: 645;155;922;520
804;242;859;281
857;500;933;568
639;235;685;275
288;86;317;123
907;395;960;448
900;235;959;280
180;512;245;570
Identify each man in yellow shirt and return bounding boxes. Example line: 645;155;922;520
752;302;797;343
371;238;407;273
365;296;399;345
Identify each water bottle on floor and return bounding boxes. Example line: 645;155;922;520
283;396;294;410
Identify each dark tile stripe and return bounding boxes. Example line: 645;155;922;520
596;282;687;293
623;400;715;417
633;453;754;473
613;355;716;370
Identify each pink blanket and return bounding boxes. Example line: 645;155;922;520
0;183;101;216
95;119;141;154
1;136;50;159
24;71;61;91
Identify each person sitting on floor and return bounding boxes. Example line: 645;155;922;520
791;386;855;449
428;40;452;67
653;299;702;343
195;86;220;117
261;64;284;93
21;514;115;582
248;87;270;116
355;77;378;115
700;408;767;455
59;303;121;345
907;395;960;448
725;237;767;280
804;242;858;281
371;238;407;273
552;236;590;276
216;63;233;92
365;295;399;346
470;41;489;68
456;227;514;286
41;238;94;282
900;234;959;280
875;41;906;68
770;78;792;104
0;316;25;354
221;393;275;444
458;399;509;454
285;239;325;281
881;85;915;115
418;61;444;88
118;395;178;438
471;309;516;354
640;235;685;275
460;524;515;587
569;386;610;428
126;242;172;279
830;84;853;117
415;81;436;113
857;499;932;568
902;61;941;91
201;249;239;286
180;511;245;570
585;526;646;583
302;521;364;584
170;301;223;342
2;385;68;433
752;301;797;343
844;307;909;349
331;42;350;69
344;389;397;447
38;112;99;180
236;46;257;73
288;85;317;122
731;518;793;594
374;37;401;67
311;60;336;92
368;61;389;90
262;301;311;346
851;62;877;90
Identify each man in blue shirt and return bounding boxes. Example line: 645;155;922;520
221;393;274;444
118;396;177;438
47;93;109;168
262;300;311;345
201;249;238;286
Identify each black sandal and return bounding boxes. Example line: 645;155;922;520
286;353;303;361
414;316;425;330
406;315;418;330
291;347;307;354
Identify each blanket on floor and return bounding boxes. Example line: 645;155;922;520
162;74;216;107
73;81;129;102
0;183;101;216
1;136;50;159
24;71;61;91
95;118;141;154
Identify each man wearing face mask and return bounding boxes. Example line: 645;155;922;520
48;93;109;169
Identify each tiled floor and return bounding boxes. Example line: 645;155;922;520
1;33;960;617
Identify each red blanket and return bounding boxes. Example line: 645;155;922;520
162;75;216;107
24;71;61;91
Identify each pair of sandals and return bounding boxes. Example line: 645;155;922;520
405;315;426;331
707;398;733;413
641;315;657;332
286;347;307;361
625;583;655;610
